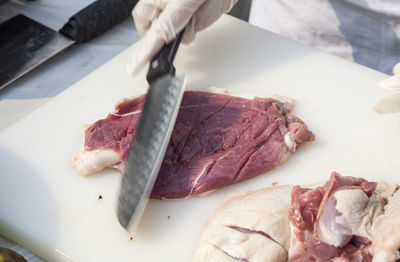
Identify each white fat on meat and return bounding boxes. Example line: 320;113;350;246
284;133;296;152
371;185;400;262
317;182;400;261
70;125;121;175
70;146;120;176
334;189;371;236
192;186;292;262
317;189;371;248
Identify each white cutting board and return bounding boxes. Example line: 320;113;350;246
1;15;399;262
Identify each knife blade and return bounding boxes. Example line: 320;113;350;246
0;0;138;90
117;30;186;233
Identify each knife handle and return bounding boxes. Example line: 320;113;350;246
59;0;138;43
146;30;185;83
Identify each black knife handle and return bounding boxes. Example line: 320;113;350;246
59;0;138;43
146;30;185;83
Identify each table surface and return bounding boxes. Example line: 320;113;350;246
0;1;140;260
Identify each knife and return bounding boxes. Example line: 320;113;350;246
0;0;138;90
117;30;186;233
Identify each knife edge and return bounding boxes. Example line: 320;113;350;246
117;74;187;233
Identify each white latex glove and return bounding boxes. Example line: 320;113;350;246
127;0;238;75
374;63;400;113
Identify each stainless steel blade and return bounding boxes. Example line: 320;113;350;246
0;15;74;90
117;74;186;233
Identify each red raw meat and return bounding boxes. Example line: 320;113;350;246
77;90;314;199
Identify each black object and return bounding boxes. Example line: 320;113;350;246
0;15;74;90
146;30;185;83
60;0;138;43
0;0;140;89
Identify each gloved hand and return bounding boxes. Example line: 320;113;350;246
127;0;238;75
374;63;400;113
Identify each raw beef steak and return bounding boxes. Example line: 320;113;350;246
192;172;400;262
71;88;314;199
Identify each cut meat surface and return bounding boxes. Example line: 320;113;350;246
71;88;314;199
288;172;400;262
192;172;400;262
288;173;376;261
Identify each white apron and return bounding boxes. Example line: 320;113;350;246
249;0;400;74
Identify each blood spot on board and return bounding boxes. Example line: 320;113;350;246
130;237;133;241
98;195;103;200
167;216;171;219
272;182;279;186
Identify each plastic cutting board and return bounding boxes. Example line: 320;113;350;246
1;15;399;262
